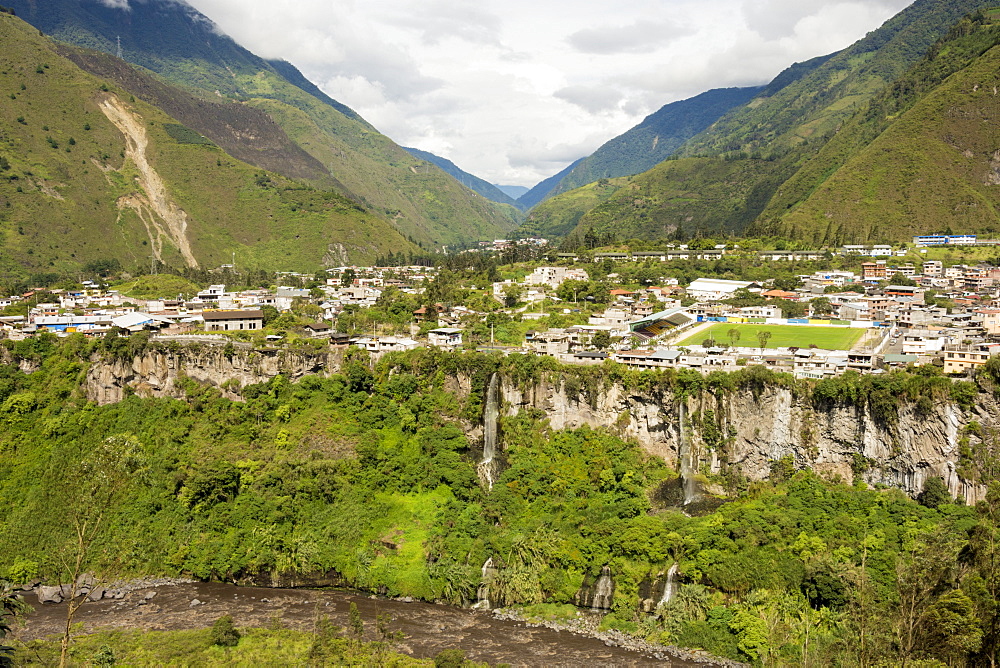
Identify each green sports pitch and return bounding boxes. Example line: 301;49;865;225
677;323;867;351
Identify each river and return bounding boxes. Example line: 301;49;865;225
18;581;719;666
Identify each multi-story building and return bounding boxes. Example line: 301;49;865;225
861;261;888;281
913;234;977;246
524;266;589;288
202;309;264;332
923;260;943;276
943;344;993;374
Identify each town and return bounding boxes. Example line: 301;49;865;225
3;234;1000;380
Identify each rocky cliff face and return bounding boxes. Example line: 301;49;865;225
79;344;991;503
84;343;343;404
498;377;991;505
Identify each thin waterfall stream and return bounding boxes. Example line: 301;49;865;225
678;401;699;505
478;372;500;489
659;563;679;608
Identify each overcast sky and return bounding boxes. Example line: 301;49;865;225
184;0;912;188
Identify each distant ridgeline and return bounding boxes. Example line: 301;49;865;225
523;0;1000;248
1;338;999;664
1;0;520;273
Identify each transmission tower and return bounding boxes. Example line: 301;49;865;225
116;36;123;59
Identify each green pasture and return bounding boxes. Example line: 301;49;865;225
678;323;867;350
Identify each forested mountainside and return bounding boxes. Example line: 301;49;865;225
3;337;1000;665
519;51;835;218
535;87;764;204
754;13;1000;244
516;158;584;210
402;147;523;209
6;0;520;248
526;0;997;246
0;14;416;275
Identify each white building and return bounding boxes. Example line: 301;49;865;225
354;336;420;353
427;327;463;348
686;278;756;301
523;266;589;288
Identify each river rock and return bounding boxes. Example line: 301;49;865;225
189;598;203;607
144;591;157;600
36;586;62;604
87;587;105;602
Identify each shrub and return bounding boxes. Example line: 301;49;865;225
434;649;467;668
93;644;116;667
210;615;241;647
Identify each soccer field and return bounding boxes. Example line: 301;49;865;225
677;323;867;351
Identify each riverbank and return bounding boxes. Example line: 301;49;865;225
492;608;745;667
14;581;724;666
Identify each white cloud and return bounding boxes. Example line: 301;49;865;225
567;19;693;55
185;0;912;187
553;85;626;114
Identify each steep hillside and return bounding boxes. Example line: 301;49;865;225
517;158;584;210
682;0;990;156
518;178;625;240
761;20;1000;244
542;0;996;244
402;146;523;209
6;0;519;247
543;87;763;199
3;341;1000;666
529;155;799;245
0;14;415;275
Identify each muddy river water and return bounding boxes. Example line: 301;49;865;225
18;581;716;666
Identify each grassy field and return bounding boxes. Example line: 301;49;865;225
678;323;867;350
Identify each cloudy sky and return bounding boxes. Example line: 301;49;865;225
184;0;912;188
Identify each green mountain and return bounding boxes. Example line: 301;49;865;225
402;147;523;209
518;159;584;210
0;14;416;274
533;0;996;244
541;86;765;200
757;11;1000;244
6;0;519;249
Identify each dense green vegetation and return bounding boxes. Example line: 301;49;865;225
536;87;763;205
402;147;523;209
15;624;435;667
0;14;417;275
757;12;1000;243
5;0;521;250
533;1;1000;247
0;339;999;664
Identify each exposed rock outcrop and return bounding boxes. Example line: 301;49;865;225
499;376;991;504
79;343;991;503
84;343;343;404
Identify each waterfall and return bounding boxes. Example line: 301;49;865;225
473;557;495;609
678;401;699;505
659;563;679;608
590;565;615;611
478;373;500;489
